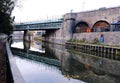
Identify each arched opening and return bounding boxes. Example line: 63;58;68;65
75;21;90;33
92;20;110;32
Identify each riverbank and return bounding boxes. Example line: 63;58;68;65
66;42;120;60
0;40;6;83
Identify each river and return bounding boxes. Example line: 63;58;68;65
11;39;120;83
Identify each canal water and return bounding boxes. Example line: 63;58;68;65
11;39;120;83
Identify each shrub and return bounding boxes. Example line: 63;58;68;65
92;38;99;44
67;38;87;43
81;38;87;43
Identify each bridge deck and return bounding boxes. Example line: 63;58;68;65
14;20;63;31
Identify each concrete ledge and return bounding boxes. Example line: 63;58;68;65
6;37;25;83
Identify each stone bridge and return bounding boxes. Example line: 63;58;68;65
46;6;120;45
64;7;120;32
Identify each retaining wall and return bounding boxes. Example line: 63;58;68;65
6;36;25;83
73;32;120;45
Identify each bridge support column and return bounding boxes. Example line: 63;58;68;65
23;40;30;53
23;30;31;42
45;30;56;43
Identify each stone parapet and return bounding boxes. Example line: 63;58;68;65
63;13;76;21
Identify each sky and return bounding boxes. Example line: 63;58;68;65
12;0;120;23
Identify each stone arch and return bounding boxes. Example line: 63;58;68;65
75;21;90;33
92;20;110;32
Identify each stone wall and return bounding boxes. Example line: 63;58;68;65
74;32;120;45
45;7;120;45
76;7;120;27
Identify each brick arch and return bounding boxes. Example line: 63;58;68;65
75;21;90;33
92;20;110;32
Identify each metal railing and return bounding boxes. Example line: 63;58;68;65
14;19;63;30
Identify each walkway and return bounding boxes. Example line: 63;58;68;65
0;40;6;83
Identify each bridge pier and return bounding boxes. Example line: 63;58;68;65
45;30;57;43
23;30;31;42
63;13;76;40
44;13;76;44
23;40;30;53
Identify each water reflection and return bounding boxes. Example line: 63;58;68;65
66;45;120;60
11;40;120;83
44;43;120;83
11;40;45;53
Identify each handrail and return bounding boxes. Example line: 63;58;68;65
6;35;25;83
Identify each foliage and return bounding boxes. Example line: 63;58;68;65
116;51;120;56
67;38;87;43
68;38;100;44
91;38;100;44
67;38;120;48
81;38;87;43
0;0;17;35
